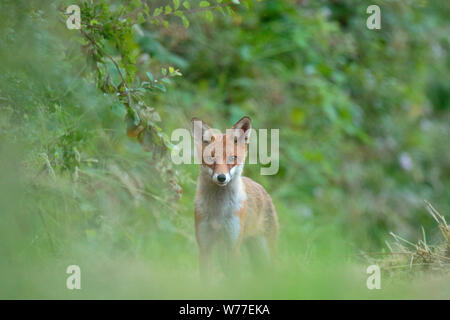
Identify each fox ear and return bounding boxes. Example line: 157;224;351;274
232;116;251;144
191;117;212;144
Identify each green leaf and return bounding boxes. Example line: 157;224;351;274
130;0;142;8
173;0;180;10
199;1;210;8
146;71;154;81
154;83;166;92
132;109;141;126
137;12;145;24
165;5;172;14
153;7;163;16
182;1;190;9
204;11;213;22
181;16;190;28
161;68;167;76
174;10;183;17
143;4;150;16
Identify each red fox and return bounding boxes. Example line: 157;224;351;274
191;116;279;276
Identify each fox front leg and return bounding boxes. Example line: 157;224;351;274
220;215;244;277
198;245;213;279
196;219;215;279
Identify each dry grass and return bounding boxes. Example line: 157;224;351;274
366;201;450;275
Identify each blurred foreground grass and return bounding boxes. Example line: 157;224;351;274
1;141;449;299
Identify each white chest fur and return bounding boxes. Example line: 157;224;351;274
195;166;246;245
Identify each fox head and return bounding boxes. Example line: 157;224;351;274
191;116;251;186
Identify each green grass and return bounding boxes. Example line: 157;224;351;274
1;142;449;299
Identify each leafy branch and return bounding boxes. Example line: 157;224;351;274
79;27;132;107
125;0;239;27
61;0;236;151
125;0;238;20
58;0;237;196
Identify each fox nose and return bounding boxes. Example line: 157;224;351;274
217;174;226;183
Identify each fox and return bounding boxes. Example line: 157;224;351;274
191;116;279;277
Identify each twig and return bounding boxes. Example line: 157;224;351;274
383;263;450;270
389;231;416;247
79;27;133;110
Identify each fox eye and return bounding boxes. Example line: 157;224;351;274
205;155;215;163
228;155;237;163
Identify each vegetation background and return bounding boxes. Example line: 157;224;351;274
0;0;449;299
